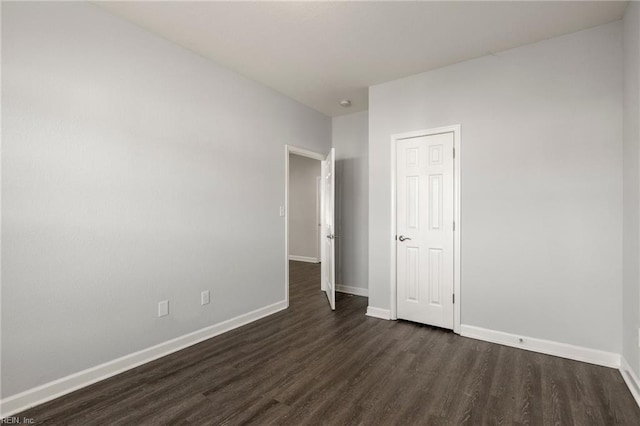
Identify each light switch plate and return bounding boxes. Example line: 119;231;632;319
201;290;210;306
158;300;169;317
279;206;285;217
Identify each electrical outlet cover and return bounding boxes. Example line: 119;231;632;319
201;290;210;305
158;300;169;317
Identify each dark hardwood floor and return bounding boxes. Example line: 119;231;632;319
18;261;640;425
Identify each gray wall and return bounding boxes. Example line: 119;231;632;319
1;2;330;398
623;1;640;376
333;112;369;291
368;22;623;353
289;154;321;260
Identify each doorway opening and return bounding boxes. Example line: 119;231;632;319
284;145;336;311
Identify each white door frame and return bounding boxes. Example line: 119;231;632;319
284;145;326;307
389;125;461;334
316;176;322;261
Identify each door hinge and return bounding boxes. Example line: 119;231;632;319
395;235;397;241
453;147;456;159
453;294;455;304
453;221;455;231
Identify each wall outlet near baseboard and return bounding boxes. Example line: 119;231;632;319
158;300;169;317
201;290;210;306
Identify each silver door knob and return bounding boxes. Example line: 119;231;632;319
398;235;411;242
326;234;335;240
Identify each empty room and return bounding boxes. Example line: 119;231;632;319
2;0;640;424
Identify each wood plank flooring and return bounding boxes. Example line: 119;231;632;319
17;261;640;424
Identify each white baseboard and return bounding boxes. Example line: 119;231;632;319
366;306;391;320
460;325;620;368
0;300;288;418
336;284;368;297
288;255;320;263
621;357;640;407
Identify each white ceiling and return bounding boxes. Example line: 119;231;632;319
96;1;628;117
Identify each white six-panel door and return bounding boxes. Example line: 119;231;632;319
396;133;454;329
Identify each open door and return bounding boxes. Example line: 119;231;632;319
321;148;336;310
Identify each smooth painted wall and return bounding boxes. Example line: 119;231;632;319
623;1;640;376
289;154;321;260
368;22;623;353
1;2;330;398
333;111;369;291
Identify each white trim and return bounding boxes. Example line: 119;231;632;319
284;145;326;306
284;146;290;307
389;134;397;320
453;126;461;334
336;284;368;297
366;306;391;320
316;176;322;261
287;145;326;161
288;255;320;263
620;357;640;407
389;125;461;333
0;300;287;418
460;325;620;368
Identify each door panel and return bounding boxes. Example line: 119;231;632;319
321;148;336;310
397;133;454;328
